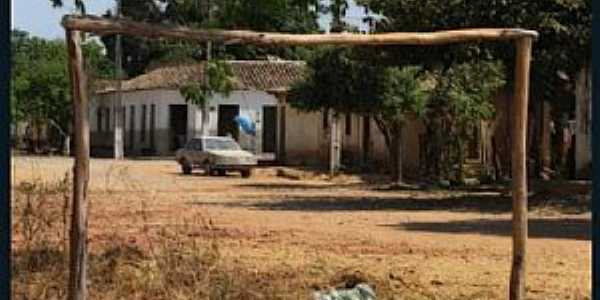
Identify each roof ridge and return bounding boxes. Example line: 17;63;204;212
96;60;307;95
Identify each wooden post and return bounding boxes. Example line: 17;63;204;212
113;0;124;159
329;111;341;177
509;36;533;300
539;100;552;178
329;111;336;177
275;93;286;163
66;29;90;300
575;63;592;178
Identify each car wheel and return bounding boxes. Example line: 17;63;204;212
181;163;192;175
241;169;252;178
217;169;227;176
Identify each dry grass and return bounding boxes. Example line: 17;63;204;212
11;156;591;300
11;174;291;300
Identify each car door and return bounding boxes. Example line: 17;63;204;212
189;139;202;164
181;140;194;162
194;139;208;165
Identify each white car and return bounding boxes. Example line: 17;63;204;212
175;136;258;177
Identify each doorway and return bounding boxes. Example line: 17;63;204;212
262;106;277;154
169;105;188;151
218;105;240;140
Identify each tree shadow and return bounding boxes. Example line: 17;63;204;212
236;182;365;190
200;192;588;215
382;217;590;241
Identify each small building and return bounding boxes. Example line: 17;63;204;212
92;61;306;161
91;61;425;174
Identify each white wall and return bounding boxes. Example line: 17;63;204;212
91;89;279;156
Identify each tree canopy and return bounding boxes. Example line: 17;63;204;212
11;29;113;142
88;0;323;77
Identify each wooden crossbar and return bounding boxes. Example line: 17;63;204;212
62;15;538;46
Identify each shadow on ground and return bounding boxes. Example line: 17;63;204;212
202;193;588;215
382;217;590;241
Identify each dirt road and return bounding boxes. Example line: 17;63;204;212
12;156;591;299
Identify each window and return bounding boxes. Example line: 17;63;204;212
322;109;329;129
345;114;352;135
141;105;147;142
204;138;240;151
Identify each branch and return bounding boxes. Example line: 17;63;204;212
48;119;68;138
62;15;539;46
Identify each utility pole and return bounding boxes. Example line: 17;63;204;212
113;0;124;159
200;0;212;136
207;0;212;61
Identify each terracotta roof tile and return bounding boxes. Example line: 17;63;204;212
96;61;306;94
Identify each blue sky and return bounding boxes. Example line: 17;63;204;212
12;0;115;39
12;0;371;40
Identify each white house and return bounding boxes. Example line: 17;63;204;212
91;60;426;175
92;61;306;161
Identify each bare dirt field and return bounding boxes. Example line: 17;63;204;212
11;156;591;299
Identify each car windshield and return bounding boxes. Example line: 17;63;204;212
204;138;240;151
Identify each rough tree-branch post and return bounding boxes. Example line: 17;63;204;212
509;36;533;300
62;15;537;300
65;29;90;300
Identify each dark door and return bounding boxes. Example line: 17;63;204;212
262;106;277;153
279;107;286;162
169;105;188;151
362;116;371;163
128;105;135;151
218;105;240;141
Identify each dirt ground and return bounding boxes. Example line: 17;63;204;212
11;156;591;299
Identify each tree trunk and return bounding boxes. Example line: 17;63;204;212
329;111;340;177
457;135;465;183
200;104;209;136
66;29;90;300
509;37;532;300
113;30;124;159
64;135;71;156
113;0;124;159
389;124;403;183
574;63;592;179
539;100;552;179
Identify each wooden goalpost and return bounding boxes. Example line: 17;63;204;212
62;14;538;300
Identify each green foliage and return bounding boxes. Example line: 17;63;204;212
290;46;430;181
179;60;235;107
357;0;591;103
11;31;71;127
87;0;322;77
289;47;365;113
433;61;506;127
424;60;506;181
11;30;114;133
374;66;428;123
289;47;428;121
49;0;85;13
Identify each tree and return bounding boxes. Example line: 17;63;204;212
288;47;363;176
369;66;428;183
83;0;322;77
49;0;85;13
10;30;113;153
180;60;235;135
426;61;506;182
289;47;429;182
357;0;591;179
